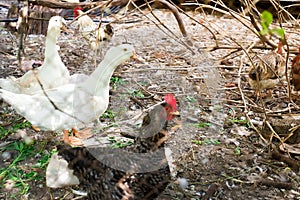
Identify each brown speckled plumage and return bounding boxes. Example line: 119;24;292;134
248;41;286;92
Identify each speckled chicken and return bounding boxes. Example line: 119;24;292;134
248;41;286;96
54;94;178;200
291;46;300;92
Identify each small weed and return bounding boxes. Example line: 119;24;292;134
129;90;145;98
192;138;220;145
0;141;35;193
140;81;149;86
197;122;211;128
34;149;56;168
101;110;116;119
189;122;211;129
260;11;284;39
0;141;54;197
185;96;197;103
0;121;31;139
108;136;133;148
235;147;241;155
110;77;125;90
231;118;249;127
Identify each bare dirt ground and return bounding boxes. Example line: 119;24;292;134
1;5;300;200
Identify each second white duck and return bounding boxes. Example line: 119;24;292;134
0;16;69;94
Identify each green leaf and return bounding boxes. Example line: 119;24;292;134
235;147;241;155
259;28;269;36
197;122;211;128
261;11;273;28
19;142;24;151
192;139;220;145
261;23;268;30
271;28;285;39
101;110;116;119
185;96;197;103
129;90;144;98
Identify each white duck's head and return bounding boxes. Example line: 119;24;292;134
47;16;66;35
104;44;136;62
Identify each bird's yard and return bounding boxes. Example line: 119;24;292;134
1;0;300;199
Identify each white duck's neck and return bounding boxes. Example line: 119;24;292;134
81;54;130;96
81;59;118;96
44;29;60;61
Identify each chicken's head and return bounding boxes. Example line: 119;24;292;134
163;94;178;120
249;65;262;81
73;6;83;18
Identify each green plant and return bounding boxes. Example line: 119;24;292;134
0;120;31;139
197;122;211;128
0;141;54;196
231;118;250;127
0;142;35;193
101;110;116;119
140;81;149;86
110;77;125;90
235;147;241;155
108;136;133;148
260;11;284;39
188;122;211;129
192;138;220;145
185;96;197;103
129;90;145;98
34;149;56;168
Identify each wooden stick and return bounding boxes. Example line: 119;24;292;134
156;0;187;37
28;0;103;9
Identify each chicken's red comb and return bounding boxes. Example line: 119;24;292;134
164;94;177;111
74;6;82;11
73;6;82;18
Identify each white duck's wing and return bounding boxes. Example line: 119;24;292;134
0;87;83;131
0;76;23;93
0;69;40;93
44;84;108;125
69;73;88;84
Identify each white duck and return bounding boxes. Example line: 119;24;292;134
0;44;135;144
0;16;69;94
